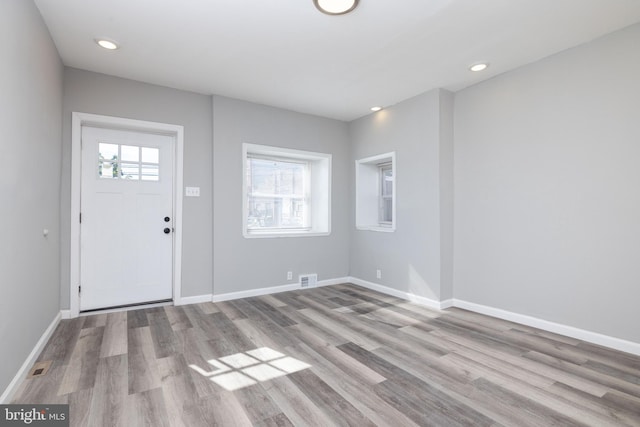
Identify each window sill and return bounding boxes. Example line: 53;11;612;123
356;225;395;233
244;230;331;239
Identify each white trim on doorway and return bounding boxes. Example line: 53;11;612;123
70;112;184;318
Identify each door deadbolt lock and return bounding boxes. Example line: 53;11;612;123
164;216;170;222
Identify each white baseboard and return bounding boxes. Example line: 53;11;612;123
211;277;350;303
440;299;454;309
346;277;640;356
176;294;214;306
452;299;640;357
348;277;448;310
60;310;72;320
0;312;62;404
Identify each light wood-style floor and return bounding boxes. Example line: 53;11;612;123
11;283;640;426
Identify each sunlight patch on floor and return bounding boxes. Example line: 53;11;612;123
189;347;311;391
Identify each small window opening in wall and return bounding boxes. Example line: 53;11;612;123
356;152;396;232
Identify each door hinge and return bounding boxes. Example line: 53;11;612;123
78;285;81;295
79;213;82;223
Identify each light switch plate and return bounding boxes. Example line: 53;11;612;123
185;187;200;197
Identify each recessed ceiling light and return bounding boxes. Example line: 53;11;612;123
313;0;359;15
95;39;119;50
469;63;489;72
370;106;383;112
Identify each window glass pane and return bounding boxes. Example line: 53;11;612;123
141;164;159;181
381;166;393;196
379;164;393;223
247;157;308;230
99;143;118;162
142;147;159;164
381;198;393;222
120;163;139;180
98;161;117;179
121;145;139;162
249;158;304;196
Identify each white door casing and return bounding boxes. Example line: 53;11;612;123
70;113;184;317
80;127;173;310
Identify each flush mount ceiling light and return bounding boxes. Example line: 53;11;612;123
370;106;383;112
95;38;119;50
313;0;359;15
469;62;489;72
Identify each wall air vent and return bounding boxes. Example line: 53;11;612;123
299;274;318;288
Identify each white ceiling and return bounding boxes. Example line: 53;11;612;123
35;0;640;121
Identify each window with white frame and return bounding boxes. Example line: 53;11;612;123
243;143;331;238
356;152;396;232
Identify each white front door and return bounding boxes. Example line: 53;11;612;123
80;126;174;311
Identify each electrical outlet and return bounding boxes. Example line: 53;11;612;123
287;271;293;280
376;269;381;279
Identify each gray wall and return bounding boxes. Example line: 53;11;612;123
61;68;213;306
349;89;454;301
0;0;63;396
454;23;640;343
212;95;350;295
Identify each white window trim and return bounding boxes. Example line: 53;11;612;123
356;152;396;232
242;143;331;238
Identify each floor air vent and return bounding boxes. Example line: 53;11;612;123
27;361;52;378
299;274;317;288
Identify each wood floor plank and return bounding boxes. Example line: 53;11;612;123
57;326;104;395
338;342;495;427
258;294;289;308
195;301;219;314
125;387;171;427
68;387;94;427
127;309;149;329
100;311;127;358
524;350;640;399
439;351;555;389
163;305;193;332
253;412;294;427
197;390;254;427
260;376;330;427
547;382;640;426
442;353;626;427
36;317;85;365
472;377;588;427
11;283;640;426
270;291;309;310
286;369;377;427
11;361;69;405
127;326;161;395
82;313;108;329
284;342;418;427
233;383;284;425
159;354;209;427
87;354;127;427
148;309;180;358
431;328;612;397
215;300;249;321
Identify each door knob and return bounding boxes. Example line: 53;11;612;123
164;216;170;222
164;227;171;234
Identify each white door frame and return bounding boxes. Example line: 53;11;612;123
70;112;184;318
